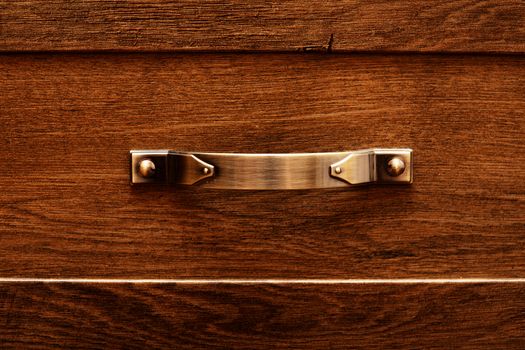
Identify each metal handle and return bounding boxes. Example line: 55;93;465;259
130;149;413;190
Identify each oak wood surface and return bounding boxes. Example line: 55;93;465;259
1;282;525;349
1;53;524;278
1;0;525;53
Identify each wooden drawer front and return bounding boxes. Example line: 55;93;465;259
2;282;525;349
1;53;524;279
2;0;525;53
2;2;525;347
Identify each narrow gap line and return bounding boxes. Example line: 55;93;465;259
0;278;524;284
0;50;523;58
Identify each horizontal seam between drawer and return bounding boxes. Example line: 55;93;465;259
2;50;525;57
0;278;525;284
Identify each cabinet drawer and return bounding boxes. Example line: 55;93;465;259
2;282;525;349
3;1;525;347
1;53;524;279
2;1;525;343
2;0;525;53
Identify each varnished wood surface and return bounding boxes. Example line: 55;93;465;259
1;1;525;53
0;282;524;349
1;53;524;278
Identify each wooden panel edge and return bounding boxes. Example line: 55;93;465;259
1;0;525;53
1;282;525;349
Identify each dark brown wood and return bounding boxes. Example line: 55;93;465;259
1;1;525;53
1;53;524;278
1;282;525;349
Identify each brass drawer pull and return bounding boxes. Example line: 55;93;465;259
130;149;413;190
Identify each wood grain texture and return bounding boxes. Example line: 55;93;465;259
1;282;524;349
1;53;524;278
1;0;525;53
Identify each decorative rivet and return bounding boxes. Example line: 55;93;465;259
334;166;342;174
203;167;210;175
386;157;406;177
138;159;156;178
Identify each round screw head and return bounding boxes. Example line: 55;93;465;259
386;157;406;177
334;166;342;174
138;159;156;178
203;167;210;175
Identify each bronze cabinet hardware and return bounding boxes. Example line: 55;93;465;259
130;149;413;190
